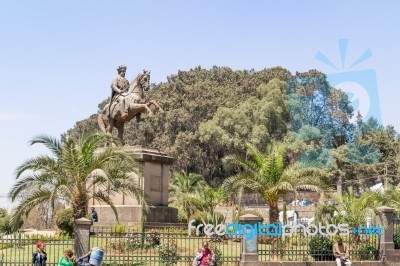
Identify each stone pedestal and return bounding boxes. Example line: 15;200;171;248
90;146;177;225
74;218;92;258
377;206;395;251
239;214;263;266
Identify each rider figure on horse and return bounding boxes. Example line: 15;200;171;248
111;64;130;119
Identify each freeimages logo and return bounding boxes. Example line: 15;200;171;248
288;39;382;168
316;39;381;124
188;220;383;241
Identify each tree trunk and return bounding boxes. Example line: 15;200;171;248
269;200;280;261
72;192;88;220
269;201;279;225
237;187;243;221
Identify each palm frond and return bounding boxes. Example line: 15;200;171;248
10;133;145;224
9;189;52;230
93;191;120;222
15;156;59;179
29;135;62;157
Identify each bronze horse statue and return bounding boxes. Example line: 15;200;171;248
98;70;163;144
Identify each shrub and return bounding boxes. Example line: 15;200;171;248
309;235;334;261
127;239;142;251
285;234;308;247
177;209;187;223
354;242;377;260
26;234;70;241
112;223;126;233
0;215;23;234
210;244;223;266
200;212;224;226
189;211;209;226
107;239;127;252
55;208;74;237
145;229;160;248
159;240;180;265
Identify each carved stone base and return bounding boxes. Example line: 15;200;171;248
90;146;178;226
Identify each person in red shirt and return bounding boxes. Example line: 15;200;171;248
194;241;215;266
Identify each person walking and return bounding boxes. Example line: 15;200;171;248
32;241;47;266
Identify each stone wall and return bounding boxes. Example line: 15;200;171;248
230;191;337;207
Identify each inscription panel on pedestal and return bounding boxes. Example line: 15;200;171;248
150;175;161;192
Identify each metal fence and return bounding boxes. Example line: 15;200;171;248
0;233;73;265
258;230;381;262
394;216;400;249
0;226;385;265
90;227;241;265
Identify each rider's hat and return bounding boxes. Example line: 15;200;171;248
117;64;127;71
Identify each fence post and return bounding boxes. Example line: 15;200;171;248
377;206;395;252
239;214;262;266
74;217;92;258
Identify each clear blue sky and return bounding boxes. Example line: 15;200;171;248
1;1;399;207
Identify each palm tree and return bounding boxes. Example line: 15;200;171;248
169;170;206;219
223;142;324;260
333;189;386;230
381;185;400;213
223;142;322;225
316;189;387;247
197;185;228;215
8;133;148;228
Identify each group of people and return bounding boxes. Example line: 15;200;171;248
32;234;350;266
32;240;215;266
32;241;100;266
192;239;351;266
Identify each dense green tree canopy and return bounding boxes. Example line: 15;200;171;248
64;66;400;189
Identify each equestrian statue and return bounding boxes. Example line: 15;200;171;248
98;65;163;144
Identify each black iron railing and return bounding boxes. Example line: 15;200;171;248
90;226;241;265
0;233;73;265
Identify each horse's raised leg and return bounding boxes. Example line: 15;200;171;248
147;100;164;113
132;103;154;118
